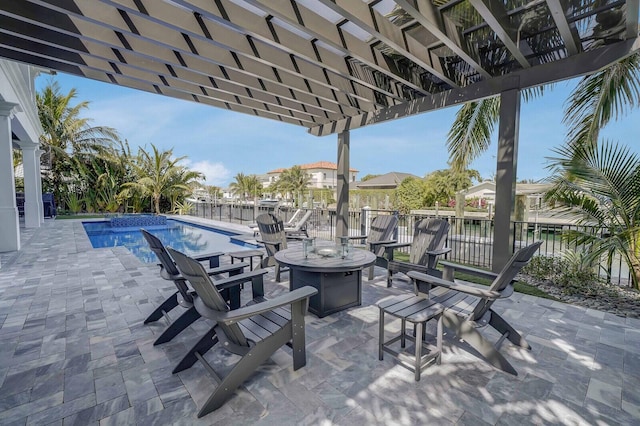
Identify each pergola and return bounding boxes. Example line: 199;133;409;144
1;0;638;269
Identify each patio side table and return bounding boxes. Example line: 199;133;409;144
227;249;265;271
377;294;444;381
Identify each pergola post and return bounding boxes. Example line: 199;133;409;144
0;101;20;253
492;86;520;272
336;130;350;239
21;142;42;228
36;149;44;224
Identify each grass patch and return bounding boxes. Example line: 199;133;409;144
55;214;106;220
390;250;556;300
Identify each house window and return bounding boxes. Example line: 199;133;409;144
323;173;327;179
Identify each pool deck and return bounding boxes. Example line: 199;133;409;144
0;218;639;425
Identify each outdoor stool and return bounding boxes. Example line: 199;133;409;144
377;294;443;381
227;249;265;271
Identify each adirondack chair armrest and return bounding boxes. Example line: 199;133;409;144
407;271;501;300
159;253;223;274
211;286;318;324
256;240;283;250
439;260;500;281
193;251;224;268
369;239;397;249
213;269;267;293
426;248;451;257
347;235;368;240
382;242;410;249
207;262;249;277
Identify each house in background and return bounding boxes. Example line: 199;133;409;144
464;181;552;209
351;172;419;190
265;161;358;190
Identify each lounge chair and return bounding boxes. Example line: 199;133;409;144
284;210;313;238
141;229;262;345
407;241;543;375
256;213;289;282
348;214;398;280
385;218;450;287
248;209;311;236
284;208;303;227
167;247;317;417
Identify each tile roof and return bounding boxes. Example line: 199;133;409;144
267;161;358;174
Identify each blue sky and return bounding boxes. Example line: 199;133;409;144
36;72;640;187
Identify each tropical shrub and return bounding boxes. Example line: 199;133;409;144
545;141;640;289
65;192;83;214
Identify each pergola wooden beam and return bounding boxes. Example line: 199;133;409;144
309;37;640;136
469;0;532;69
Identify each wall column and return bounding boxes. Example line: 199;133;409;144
0;102;20;252
492;87;521;272
21;142;42;228
336;130;350;239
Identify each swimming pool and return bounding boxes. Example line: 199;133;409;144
83;219;258;263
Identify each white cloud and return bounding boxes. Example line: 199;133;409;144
185;159;231;187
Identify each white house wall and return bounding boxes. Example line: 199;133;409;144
0;59;45;259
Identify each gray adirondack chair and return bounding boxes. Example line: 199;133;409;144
407;241;543;375
385;218;451;287
256;213;289;282
167;248;317;417
349;214;399;280
141;229;259;345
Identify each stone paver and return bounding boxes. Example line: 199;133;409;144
0;218;638;425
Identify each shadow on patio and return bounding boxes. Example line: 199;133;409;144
0;219;638;425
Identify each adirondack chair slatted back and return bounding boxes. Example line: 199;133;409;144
469;241;542;321
141;229;192;303
369;215;398;256
256;213;287;257
409;218;450;268
168;248;249;347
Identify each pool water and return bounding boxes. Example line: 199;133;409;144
83;219;257;263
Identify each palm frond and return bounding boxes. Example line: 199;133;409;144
446;97;500;171
564;52;640;148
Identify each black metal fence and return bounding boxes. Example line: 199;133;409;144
187;203;632;286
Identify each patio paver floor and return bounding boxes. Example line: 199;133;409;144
0;218;639;425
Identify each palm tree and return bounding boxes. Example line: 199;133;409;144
123;144;202;214
564;54;640;149
273;166;310;206
229;173;263;204
165;167;204;212
446;54;640;170
229;173;249;201
37;79;120;203
545;141;640;289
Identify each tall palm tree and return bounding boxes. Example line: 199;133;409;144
545;141;640;289
274;166;310;206
165;167;205;212
446;54;640;170
229;173;249;201
37;79;120;202
123;144;202;214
